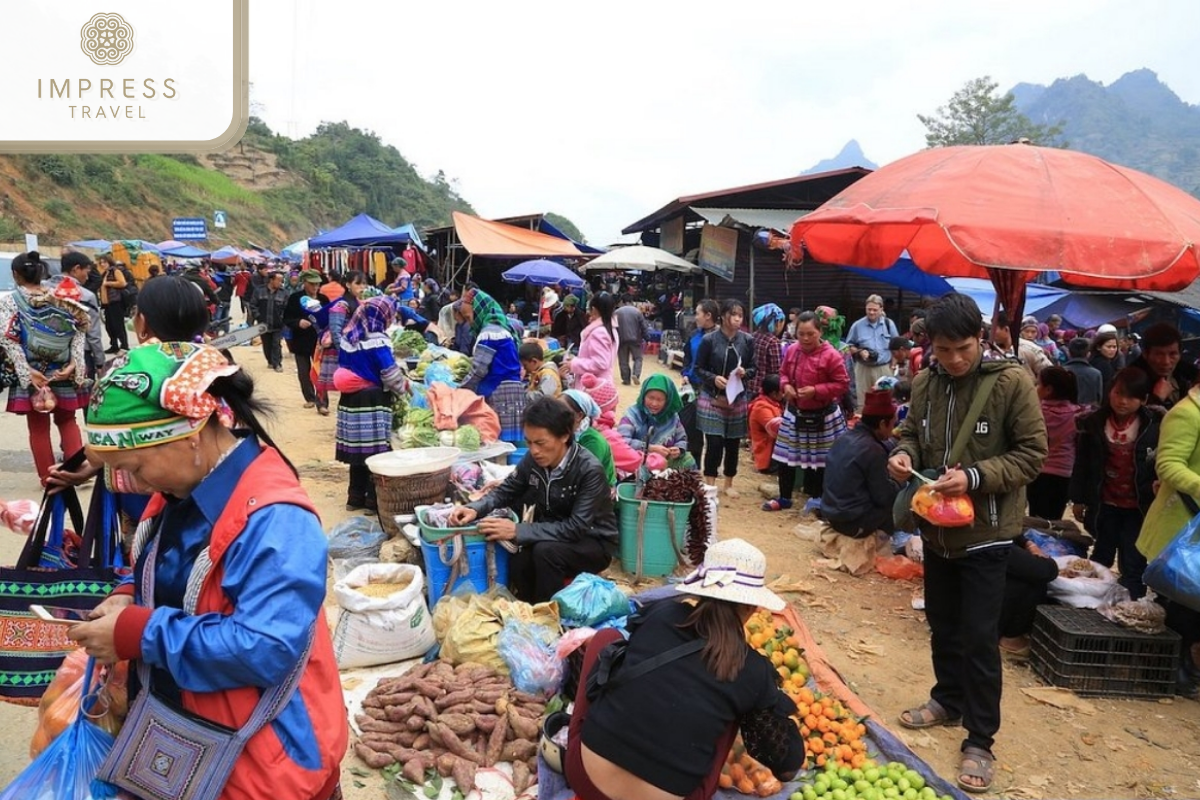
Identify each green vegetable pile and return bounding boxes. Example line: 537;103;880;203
391;329;429;358
410;346;473;384
391;392;409;431
396;407;441;449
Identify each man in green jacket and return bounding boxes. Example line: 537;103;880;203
887;292;1047;794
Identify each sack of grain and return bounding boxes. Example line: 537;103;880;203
332;563;436;668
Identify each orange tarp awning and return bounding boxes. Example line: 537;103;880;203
452;211;584;258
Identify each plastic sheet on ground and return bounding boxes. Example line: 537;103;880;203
536;585;970;800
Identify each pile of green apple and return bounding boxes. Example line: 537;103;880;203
790;760;952;800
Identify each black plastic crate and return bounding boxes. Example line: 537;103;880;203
1029;605;1180;698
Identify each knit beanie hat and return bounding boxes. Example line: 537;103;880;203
86;342;238;451
580;373;617;413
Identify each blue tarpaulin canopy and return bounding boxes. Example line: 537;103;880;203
122;239;162;254
309;213;419;249
843;256;953;297
67;239;112;250
538;218;604;255
160;244;209;258
391;224;425;251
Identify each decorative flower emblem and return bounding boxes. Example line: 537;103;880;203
80;12;135;66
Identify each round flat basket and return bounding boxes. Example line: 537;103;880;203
373;467;451;537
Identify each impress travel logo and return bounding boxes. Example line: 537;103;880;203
0;2;248;154
80;12;136;66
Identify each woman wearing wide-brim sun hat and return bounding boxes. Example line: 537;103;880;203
565;539;804;800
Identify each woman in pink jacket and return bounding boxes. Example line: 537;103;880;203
764;311;850;510
567;293;618;388
1027;366;1080;520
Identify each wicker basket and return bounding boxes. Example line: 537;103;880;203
372;467;451;537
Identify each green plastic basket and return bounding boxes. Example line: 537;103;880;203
616;483;693;580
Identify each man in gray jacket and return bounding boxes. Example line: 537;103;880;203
614;296;650;385
1063;336;1103;406
59;252;106;377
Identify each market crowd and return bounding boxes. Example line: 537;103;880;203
6;245;1200;798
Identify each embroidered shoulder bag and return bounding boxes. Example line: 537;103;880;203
98;534;313;800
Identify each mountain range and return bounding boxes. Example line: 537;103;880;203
1012;68;1200;196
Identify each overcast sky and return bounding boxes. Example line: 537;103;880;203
248;0;1200;245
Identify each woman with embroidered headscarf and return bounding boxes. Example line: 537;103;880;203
68;342;347;800
749;304;785;399
617;374;697;473
335;297;409;512
460;290;527;443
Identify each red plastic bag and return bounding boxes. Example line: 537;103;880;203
911;485;974;527
875;555;924;581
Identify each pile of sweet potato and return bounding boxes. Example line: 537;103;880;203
354;660;544;794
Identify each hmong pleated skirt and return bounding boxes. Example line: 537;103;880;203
488;380;528;444
7;380;89;414
696;391;748;440
314;346;339;395
771;404;847;469
336;386;393;465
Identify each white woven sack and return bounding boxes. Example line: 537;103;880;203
332;563;436;668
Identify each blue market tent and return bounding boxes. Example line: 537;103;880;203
391;224;426;250
537;218;604;255
308;213;420;249
160;244;209;258
67;239;112;250
122;239;162;254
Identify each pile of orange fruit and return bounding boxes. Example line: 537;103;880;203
744;610;870;772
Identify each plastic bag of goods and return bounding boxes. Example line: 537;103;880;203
327;516;387;561
1048;556;1130;609
911;485;974;527
332;563;437;668
30;649;128;758
497;617;563;696
551;573;632;629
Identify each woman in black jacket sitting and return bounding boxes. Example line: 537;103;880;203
448;397;617;601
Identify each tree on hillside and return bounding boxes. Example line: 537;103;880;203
544;212;586;244
918;76;1066;148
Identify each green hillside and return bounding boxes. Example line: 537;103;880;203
0;118;477;249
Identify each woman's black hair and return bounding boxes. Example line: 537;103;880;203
589;291;616;343
1038;365;1078;403
796;310;819;329
1089;331;1118;358
207;370;298;477
522;397;576;438
719;299;744;325
926;292;985;342
11;251;47;285
138;276;211;341
696;299;720;326
341;270;366;315
1108;366;1152;404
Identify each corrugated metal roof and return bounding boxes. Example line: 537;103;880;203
690;207;810;231
621;167;871;234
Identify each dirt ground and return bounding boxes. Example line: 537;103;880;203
0;333;1197;799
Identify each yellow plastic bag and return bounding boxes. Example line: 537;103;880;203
439;589;560;674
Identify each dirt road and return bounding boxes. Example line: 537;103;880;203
0;340;1195;798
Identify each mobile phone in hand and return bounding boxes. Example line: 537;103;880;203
29;605;90;625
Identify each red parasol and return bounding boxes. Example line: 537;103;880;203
789;143;1200;327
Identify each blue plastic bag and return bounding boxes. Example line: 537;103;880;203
497;618;562;696
327;516;386;561
423;361;459;389
552;574;632;629
1144;512;1200;612
0;658;117;800
1023;528;1088;559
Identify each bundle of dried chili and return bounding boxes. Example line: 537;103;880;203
640;470;709;565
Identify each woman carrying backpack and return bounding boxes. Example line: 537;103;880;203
0;251;91;482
